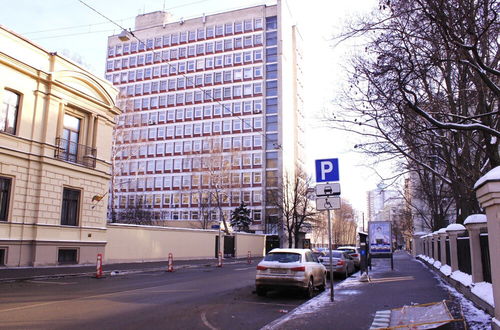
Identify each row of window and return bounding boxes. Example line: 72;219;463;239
116;171;264;190
115;189;263;211
116;150;265;173
117;121;266;144
0;176;80;226
120;87;277;114
107;35;266;70
114;64;264;89
118;100;263;123
114;205;262;222
108;18;268;57
122;82;264;108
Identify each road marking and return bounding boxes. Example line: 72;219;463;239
0;284;198;313
368;276;414;283
234;267;255;271
26;280;76;285
201;311;219;330
239;301;297;307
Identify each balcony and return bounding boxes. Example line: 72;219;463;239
55;137;96;168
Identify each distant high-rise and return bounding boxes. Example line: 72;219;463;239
105;1;304;233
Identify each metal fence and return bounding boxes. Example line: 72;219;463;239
480;233;491;283
457;236;471;275
55;137;96;168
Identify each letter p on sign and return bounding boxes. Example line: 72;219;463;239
315;158;339;183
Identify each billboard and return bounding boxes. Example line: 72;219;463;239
369;221;392;254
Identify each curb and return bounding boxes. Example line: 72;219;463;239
0;259;255;283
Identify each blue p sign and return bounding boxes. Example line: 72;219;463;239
315;158;339;182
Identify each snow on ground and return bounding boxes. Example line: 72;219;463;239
450;270;472;287
472;282;495;307
434;274;492;329
433;260;442;268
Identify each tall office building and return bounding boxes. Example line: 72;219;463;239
105;1;304;233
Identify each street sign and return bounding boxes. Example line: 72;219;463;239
315;158;339;182
315;196;341;210
315;183;341;197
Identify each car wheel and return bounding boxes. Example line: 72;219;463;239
318;275;326;292
256;286;267;297
304;278;314;299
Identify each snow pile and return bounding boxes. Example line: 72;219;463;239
474;166;500;189
464;214;487;225
440;265;452;276
446;223;466;231
451;270;472;287
435;274;492;329
472;282;495;307
433;260;442;268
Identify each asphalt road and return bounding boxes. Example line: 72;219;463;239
0;262;323;330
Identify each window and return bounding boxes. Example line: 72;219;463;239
0;177;11;221
58;249;77;264
1;90;20;134
61;188;80;226
61;114;81;163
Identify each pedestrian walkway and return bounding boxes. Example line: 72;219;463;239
262;251;488;329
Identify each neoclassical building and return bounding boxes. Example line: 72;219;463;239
0;25;120;266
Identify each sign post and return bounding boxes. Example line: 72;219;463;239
315;158;341;302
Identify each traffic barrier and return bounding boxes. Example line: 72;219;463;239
247;251;252;264
167;253;174;272
95;253;103;278
217;251;223;267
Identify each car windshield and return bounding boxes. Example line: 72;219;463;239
264;252;301;263
339;249;356;254
323;252;342;258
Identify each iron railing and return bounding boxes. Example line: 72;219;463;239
480;233;491;283
55;137;96;168
457;236;471;274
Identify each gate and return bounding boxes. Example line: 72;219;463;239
224;235;235;257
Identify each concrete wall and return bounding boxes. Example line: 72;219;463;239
234;232;266;258
105;223;266;263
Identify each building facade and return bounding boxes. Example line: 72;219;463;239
106;1;304;232
0;26;120;266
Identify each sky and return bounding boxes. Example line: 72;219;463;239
0;0;381;217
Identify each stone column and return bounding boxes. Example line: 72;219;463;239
432;232;439;263
425;236;431;258
446;224;466;273
464;216;488;284
438;229;447;266
412;233;425;257
475;169;500;330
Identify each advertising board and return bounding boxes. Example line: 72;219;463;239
368;221;392;254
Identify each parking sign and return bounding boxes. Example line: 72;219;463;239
315;158;339;182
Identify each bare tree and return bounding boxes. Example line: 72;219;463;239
332;199;357;246
268;169;317;248
328;0;499;225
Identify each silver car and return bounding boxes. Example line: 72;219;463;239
255;248;327;298
337;246;361;268
318;250;356;278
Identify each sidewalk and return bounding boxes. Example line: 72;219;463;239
0;257;258;282
263;251;489;329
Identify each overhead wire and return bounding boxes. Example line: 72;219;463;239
77;0;276;146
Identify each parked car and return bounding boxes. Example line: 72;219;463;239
337;246;361;268
255;248;327;298
318;250;356;278
312;249;327;260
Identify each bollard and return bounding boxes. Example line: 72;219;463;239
217;251;223;267
95;253;103;278
167;253;174;272
247;251;252;264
